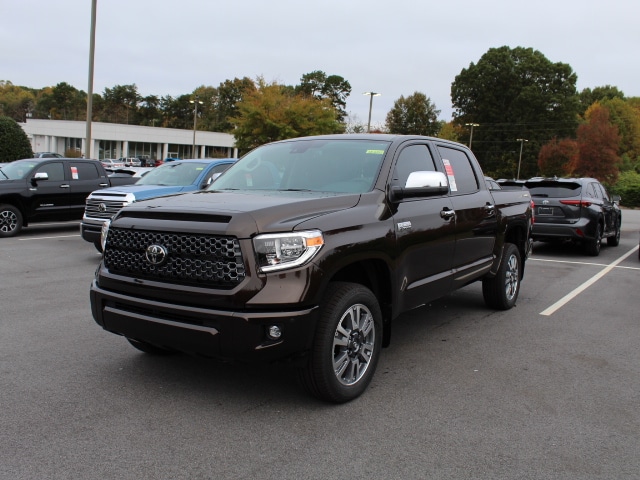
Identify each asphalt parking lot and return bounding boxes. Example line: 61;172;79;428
1;211;639;480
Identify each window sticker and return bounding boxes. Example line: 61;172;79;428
366;149;385;155
442;159;457;192
71;166;79;180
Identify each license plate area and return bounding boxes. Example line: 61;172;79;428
537;206;554;216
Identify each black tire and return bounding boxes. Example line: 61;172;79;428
0;204;23;238
298;282;382;403
585;223;602;256
607;217;621;246
126;337;174;355
483;243;521;310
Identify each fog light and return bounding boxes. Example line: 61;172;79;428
267;325;282;340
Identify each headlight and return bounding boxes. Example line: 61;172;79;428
100;219;111;252
253;230;324;272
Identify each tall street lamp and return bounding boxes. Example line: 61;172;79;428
363;92;381;132
85;0;97;158
190;96;203;158
516;138;528;180
465;123;479;149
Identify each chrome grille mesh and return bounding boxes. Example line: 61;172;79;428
85;199;127;219
104;227;245;287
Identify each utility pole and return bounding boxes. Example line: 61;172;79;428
465;123;479;149
516;138;528;180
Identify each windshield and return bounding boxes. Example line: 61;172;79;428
210;138;390;194
135;161;208;186
0;160;40;180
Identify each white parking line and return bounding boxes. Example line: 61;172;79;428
539;245;639;316
18;234;80;240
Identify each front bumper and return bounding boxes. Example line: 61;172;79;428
90;280;319;363
80;219;104;244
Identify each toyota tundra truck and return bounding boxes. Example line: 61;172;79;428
90;134;533;403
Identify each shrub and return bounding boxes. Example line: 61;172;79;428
0;116;33;162
610;170;640;208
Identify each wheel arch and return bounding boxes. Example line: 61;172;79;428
328;258;393;347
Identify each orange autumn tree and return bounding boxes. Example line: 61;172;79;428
538;136;578;177
573;103;622;183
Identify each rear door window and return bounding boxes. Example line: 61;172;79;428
436;146;479;195
69;162;101;180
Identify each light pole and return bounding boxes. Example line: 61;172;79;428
85;0;97;158
363;92;381;132
465;123;479;149
190;96;203;158
516;138;528;180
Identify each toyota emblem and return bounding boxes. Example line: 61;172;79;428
98;203;107;213
145;244;168;266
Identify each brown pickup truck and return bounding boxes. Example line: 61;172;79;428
90;134;533;402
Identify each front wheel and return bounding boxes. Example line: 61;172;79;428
0;204;23;238
483;243;521;310
298;282;382;403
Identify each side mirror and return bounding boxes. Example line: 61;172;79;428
204;172;223;188
31;171;49;186
612;194;621;204
390;171;449;202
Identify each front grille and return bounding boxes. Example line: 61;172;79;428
86;199;127;219
104;227;246;288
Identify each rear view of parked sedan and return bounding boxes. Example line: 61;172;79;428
524;177;621;256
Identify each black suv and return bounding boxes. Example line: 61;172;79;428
522;177;621;256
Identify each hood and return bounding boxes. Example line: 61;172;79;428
96;184;190;199
120;189;361;233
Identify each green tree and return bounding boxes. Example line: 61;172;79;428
0;116;33;162
451;46;580;178
232;78;344;152
385;92;441;135
579;85;624;114
102;84;140;124
297;71;351;123
49;82;86;120
138;94;162;126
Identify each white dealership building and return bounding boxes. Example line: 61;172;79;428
20;119;238;160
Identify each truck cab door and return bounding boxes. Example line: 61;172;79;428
68;161;110;219
27;161;70;221
390;144;456;313
436;145;497;288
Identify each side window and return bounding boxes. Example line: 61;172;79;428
596;183;610;201
35;162;64;182
436;146;479;195
393;145;436;187
70;162;100;180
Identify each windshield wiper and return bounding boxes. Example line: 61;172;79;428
0;168;9;179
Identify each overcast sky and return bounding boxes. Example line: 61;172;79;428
2;0;639;128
